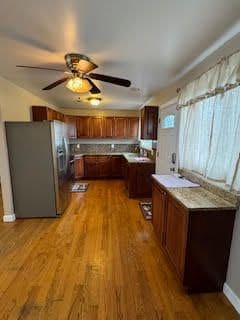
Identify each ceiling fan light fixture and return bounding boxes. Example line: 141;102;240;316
88;97;102;106
66;77;92;93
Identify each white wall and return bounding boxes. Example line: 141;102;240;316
0;76;57;221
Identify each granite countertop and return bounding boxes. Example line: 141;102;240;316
152;175;236;211
73;153;156;164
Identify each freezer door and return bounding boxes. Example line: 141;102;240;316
51;121;71;215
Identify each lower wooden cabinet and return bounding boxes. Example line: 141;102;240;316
111;156;123;177
74;157;84;179
82;155;123;179
97;156;111;178
84;156;98;178
126;162;155;198
152;178;236;293
152;184;167;244
165;197;188;277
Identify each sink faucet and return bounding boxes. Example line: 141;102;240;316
134;145;140;153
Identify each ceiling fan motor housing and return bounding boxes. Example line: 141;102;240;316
64;53;97;74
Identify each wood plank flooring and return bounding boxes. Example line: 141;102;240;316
0;180;239;319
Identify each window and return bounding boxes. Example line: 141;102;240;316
161;114;175;129
179;86;240;191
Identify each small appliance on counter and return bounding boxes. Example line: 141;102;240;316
6;121;71;218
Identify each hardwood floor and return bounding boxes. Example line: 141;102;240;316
0;180;239;319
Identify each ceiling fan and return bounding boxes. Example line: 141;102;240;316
16;53;131;94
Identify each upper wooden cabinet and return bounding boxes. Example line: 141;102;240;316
32;106;139;139
76;116;91;138
90;117;105;138
104;117;114;138
127;117;139;138
32;106;65;122
65;116;77;139
114;117;128;138
141;106;159;140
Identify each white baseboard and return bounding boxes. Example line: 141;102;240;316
3;214;16;222
223;283;240;314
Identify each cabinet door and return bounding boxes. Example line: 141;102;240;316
127;117;139;139
84;156;97;178
91;117;104;138
74;158;84;179
48;109;57;121
165;197;188;277
76;117;90;138
122;158;129;189
141;106;158;140
104;117;114;138
135;163;155;197
114;117;127;138
97;156;111;178
111;156;123;177
65;116;77;139
152;183;167;244
32;106;48;121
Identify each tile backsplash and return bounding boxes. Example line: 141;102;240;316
71;143;139;154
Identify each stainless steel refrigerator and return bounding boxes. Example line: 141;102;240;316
5;121;71;218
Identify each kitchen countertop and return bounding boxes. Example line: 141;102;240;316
152;174;236;211
73;152;155;164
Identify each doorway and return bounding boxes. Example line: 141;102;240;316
156;102;180;174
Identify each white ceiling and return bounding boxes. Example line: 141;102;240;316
0;0;239;110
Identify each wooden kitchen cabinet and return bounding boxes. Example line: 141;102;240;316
114;117;128;138
141;106;158;140
151;178;236;293
104;117;114;137
65;116;77;139
127;117;139;138
165;197;188;277
84;156;98;178
111;156;123;177
122;157;129;189
152;183;167;244
76;116;91;138
97;156;111;178
74;157;84;179
127;162;155;198
90;117;105;138
32;107;139;139
32;106;65;122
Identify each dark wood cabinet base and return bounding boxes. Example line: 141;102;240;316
152;178;236;293
123;159;155;198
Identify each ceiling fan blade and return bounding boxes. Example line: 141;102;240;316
42;77;69;90
16;65;65;72
89;73;131;87
87;79;101;94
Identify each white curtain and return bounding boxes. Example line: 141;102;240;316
178;51;240;107
179;86;240;191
